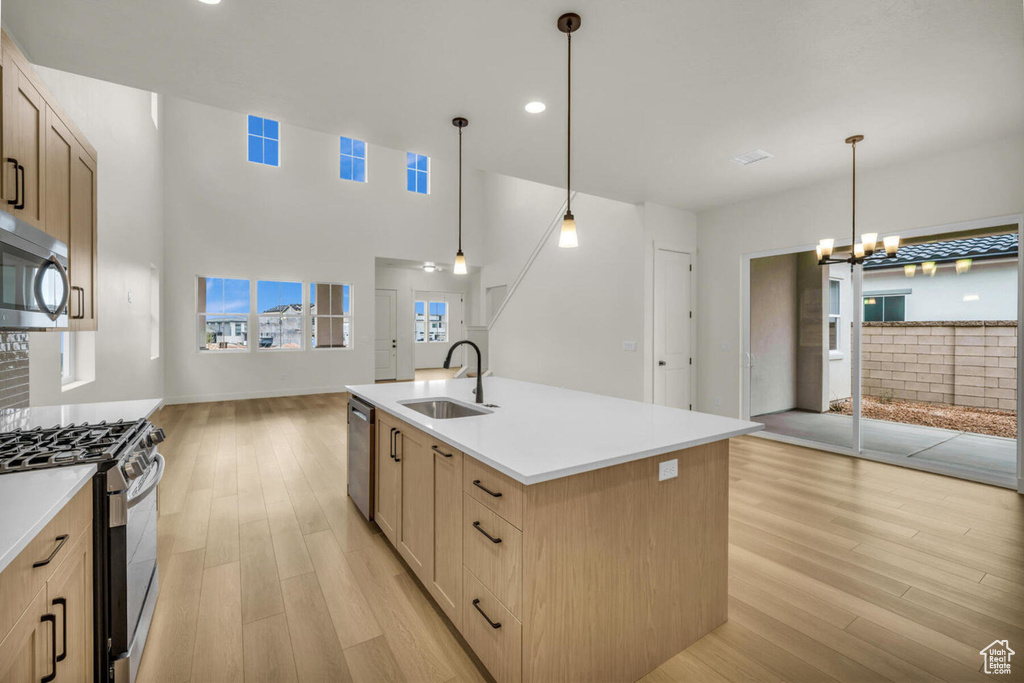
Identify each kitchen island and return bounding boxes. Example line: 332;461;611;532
346;377;761;683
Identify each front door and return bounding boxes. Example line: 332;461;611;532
374;289;397;381
653;248;692;409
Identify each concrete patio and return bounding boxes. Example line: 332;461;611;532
754;409;1017;486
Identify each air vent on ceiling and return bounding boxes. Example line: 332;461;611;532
731;149;774;166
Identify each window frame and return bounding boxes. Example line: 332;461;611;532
415;300;449;343
309;282;354;351
247;115;281;167
60;331;74;385
863;292;908;323
406;152;430;195
414;300;427;343
197;275;252;354
828;278;842;357
256;279;305;352
339;136;367;183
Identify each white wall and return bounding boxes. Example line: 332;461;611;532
162;97;482;403
373;264;475;379
749;253;798;415
863;258;1017;321
28;67;164;406
696;133;1024;417
484;174;696;401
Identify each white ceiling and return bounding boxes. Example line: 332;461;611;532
4;0;1022;212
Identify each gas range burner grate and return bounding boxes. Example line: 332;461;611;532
0;419;148;473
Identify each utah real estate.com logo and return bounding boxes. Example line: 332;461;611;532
980;640;1014;675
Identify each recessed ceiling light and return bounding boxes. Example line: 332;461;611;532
423;263;437;273
525;101;546;114
731;149;773;166
197;0;222;5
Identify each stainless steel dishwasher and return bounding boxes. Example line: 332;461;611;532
347;395;375;521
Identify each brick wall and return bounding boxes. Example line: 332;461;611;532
0;331;30;410
863;321;1016;411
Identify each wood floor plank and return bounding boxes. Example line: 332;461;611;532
171;488;213;555
344;636;407;683
204;494;240;568
266;499;315;579
136;548;205;683
239;518;285;624
236;444;268;525
304;529;382;649
281;572;353;683
243;613;299;683
191;562;244;683
284;475;332;536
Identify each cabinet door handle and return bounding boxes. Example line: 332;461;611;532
472;480;502;498
33;534;69;568
389;427;396;460
472;521;502;544
431;445;452;458
15;163;25;210
71;286;85;319
393;430;401;462
52;597;67;662
472;599;502;629
40;613;57;683
5;157;18;206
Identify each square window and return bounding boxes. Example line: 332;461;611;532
248;115;280;166
339;136;367;182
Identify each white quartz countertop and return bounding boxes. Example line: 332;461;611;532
0;398;164;432
346;378;762;485
0;464;96;573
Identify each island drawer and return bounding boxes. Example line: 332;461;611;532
463;567;522;683
0;483;92;643
464;495;522;619
464;456;523;529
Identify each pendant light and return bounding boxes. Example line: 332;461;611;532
452;117;469;274
817;135;899;268
557;12;581;248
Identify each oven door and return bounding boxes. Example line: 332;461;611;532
111;453;163;683
0;232;69;329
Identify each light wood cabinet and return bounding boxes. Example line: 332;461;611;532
374;412;730;683
374;413;401;546
429;440;462;630
397;427;433;580
0;487;94;683
1;30;100;331
68;141;97;330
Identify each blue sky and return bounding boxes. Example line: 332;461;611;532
257;280;302;313
205;277;250;314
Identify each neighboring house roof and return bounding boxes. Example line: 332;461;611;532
260;304;302;313
863;233;1017;270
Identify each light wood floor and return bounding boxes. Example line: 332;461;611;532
140;394;1024;683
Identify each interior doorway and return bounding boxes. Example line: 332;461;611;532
653;248;693;409
374;289;397;381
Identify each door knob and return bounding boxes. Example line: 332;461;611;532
658;360;667;366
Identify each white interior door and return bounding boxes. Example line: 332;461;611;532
375;289;397;381
654;248;692;409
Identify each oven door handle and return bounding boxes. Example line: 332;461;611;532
33;255;70;322
127;453;165;509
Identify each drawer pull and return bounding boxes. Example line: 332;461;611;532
472;480;502;498
33;534;69;568
41;613;57;683
52;597;67;662
472;598;502;629
393;430;401;462
389;427;396;460
473;521;502;544
431;445;453;458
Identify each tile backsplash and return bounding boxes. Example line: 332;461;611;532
0;332;30;410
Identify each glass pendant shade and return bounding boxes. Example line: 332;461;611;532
922;261;937;276
559;213;578;248
883;235;900;256
453;250;467;275
819;238;835;258
861;233;878;254
904;264;917;277
853;243;865;259
955;258;971;275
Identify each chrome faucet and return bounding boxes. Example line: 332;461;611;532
443;340;484;404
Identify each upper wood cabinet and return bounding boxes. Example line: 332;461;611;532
1;31;99;331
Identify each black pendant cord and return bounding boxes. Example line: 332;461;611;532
458;125;463;253
850;139;856;272
566;27;572;216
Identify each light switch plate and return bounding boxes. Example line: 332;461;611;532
622;341;637;352
658;459;678;481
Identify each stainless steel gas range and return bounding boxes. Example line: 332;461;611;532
0;419;166;682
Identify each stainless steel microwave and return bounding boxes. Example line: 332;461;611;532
0;208;69;329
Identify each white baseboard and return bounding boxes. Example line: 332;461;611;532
164;385;351;405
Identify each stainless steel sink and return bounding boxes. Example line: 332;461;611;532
398;398;492;419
